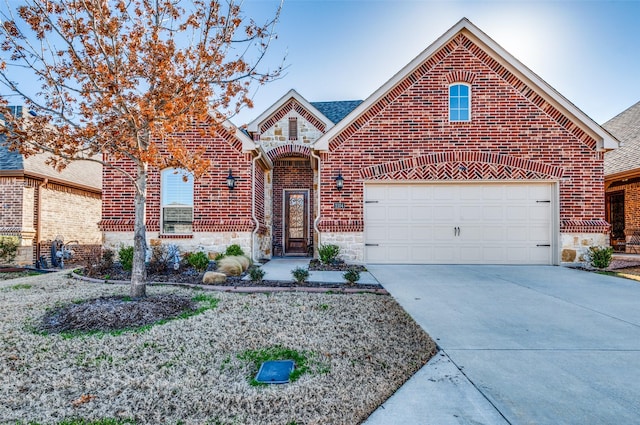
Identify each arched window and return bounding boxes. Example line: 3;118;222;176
449;83;470;122
161;168;194;234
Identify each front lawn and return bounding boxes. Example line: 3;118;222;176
0;273;436;425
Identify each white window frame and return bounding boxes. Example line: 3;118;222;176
161;168;194;235
449;83;471;122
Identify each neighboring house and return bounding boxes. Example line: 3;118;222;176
0;117;102;266
603;101;640;252
100;18;618;265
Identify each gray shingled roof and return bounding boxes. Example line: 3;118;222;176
603;101;640;176
311;100;362;124
0;135;23;170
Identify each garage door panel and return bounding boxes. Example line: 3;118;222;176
411;225;434;241
365;183;554;265
433;206;456;220
388;226;411;240
364;205;388;221
388;206;409;220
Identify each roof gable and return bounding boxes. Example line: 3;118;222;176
603;100;640;177
315;18;619;152
246;89;335;134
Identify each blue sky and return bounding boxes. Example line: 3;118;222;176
234;0;640;127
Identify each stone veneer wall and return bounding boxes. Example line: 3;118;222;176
560;233;609;264
257;103;325;150
319;232;365;264
103;231;252;260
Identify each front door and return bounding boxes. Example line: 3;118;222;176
607;191;625;250
284;190;308;255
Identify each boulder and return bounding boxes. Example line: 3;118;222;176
202;271;226;285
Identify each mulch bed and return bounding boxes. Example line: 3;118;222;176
79;259;383;291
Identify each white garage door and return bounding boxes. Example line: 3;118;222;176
364;183;554;264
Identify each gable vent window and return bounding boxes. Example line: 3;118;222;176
288;117;298;140
161;168;194;234
449;83;471;122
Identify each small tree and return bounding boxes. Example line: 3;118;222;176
0;0;282;297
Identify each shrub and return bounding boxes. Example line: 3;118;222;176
225;244;245;257
148;244;169;274
186;251;210;272
588;246;614;269
248;266;266;283
101;249;115;271
118;246;134;272
343;268;361;284
291;266;309;284
233;255;252;271
318;244;340;265
217;256;244;276
0;236;19;265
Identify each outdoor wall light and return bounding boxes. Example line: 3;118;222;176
334;171;344;191
226;169;237;190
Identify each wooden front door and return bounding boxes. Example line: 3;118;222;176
607;191;625;250
284;190;308;255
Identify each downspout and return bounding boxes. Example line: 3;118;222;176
251;149;263;263
310;149;322;252
35;178;48;267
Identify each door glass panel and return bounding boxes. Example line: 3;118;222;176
610;193;625;239
288;194;305;239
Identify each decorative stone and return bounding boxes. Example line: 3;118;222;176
202;272;226;284
561;249;577;262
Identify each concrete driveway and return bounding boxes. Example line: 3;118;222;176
366;265;640;425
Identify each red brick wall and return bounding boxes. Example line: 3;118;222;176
101;125;255;234
272;158;314;249
319;34;605;233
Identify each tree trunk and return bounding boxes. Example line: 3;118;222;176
130;162;148;298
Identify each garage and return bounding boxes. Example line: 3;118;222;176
364;182;555;265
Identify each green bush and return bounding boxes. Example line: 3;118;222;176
0;236;19;264
318;243;340;264
291;266;309;284
186;251;210;272
343;268;361;284
118;246;134;272
225;244;245;257
588;246;613;269
248;266;266;283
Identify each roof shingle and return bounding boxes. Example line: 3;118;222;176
603;101;640;176
311;100;362;124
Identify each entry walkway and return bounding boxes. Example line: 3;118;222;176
364;265;640;425
247;257;380;285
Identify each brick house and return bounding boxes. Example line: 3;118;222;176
603;101;640;252
100;18;618;265
0;119;102;266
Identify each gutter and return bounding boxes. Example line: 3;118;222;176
36;178;48;265
251;149;264;263
310;149;322;251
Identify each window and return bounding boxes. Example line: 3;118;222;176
161;168;194;234
449;83;470;122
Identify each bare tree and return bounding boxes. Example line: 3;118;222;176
0;0;283;297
